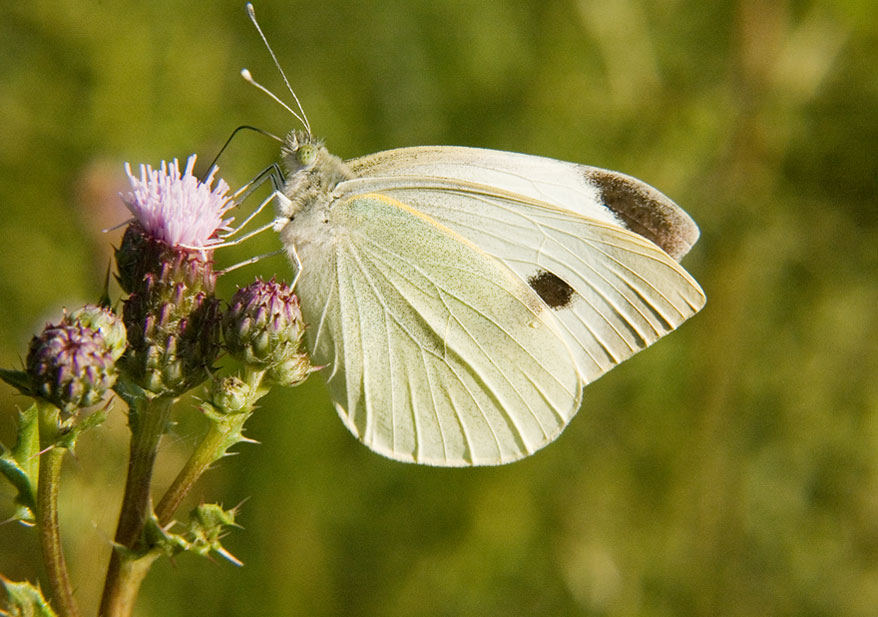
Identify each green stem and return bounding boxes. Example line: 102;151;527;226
154;416;245;526
36;401;81;617
99;395;174;617
98;552;160;617
155;369;267;526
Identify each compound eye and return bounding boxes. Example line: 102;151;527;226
296;144;317;167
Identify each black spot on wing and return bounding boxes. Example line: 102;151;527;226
527;270;575;310
585;168;700;261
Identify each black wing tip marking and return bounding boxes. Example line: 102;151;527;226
527;269;575;310
585;168;700;262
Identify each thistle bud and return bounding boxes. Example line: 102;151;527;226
208;375;251;414
26;319;120;414
119;239;222;395
223;279;310;386
66;304;128;361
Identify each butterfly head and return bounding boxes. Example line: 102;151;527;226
278;130;354;223
281;130;325;175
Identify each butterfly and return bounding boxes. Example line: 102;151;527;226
241;4;705;467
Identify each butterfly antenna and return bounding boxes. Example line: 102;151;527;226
245;3;312;136
240;70;306;130
201;124;283;182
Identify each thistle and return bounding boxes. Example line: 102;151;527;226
115;156;232;396
2;153;315;617
100;156;238;617
155;279;312;530
25;305;126;415
223;278;311;387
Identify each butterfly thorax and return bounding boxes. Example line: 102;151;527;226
276;130;355;257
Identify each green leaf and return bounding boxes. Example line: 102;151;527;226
0;576;58;617
143;504;243;566
112;379;152;411
0;404;40;525
0;369;32;397
54;408;108;453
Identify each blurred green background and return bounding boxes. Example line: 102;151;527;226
1;0;876;615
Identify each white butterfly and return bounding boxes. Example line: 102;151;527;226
240;4;705;467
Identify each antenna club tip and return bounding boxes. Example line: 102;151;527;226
241;68;253;80
246;3;255;15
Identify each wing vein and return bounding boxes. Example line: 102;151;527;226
360;236;574;391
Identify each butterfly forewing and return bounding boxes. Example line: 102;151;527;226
293;191;583;466
346;146;700;260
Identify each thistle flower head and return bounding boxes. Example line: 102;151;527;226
26;309;124;413
122;155;233;248
116;157;227;395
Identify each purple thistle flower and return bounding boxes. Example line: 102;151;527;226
115;156;226;395
122;155;233;248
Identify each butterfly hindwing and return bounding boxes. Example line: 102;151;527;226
293;191;583;466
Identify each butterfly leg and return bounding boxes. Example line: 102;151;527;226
217;248;287;275
192;188;290;251
288;242;303;290
222;163;286;240
179;185;300;280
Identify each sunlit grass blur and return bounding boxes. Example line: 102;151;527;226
1;1;876;615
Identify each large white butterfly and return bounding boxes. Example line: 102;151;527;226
241;4;705;467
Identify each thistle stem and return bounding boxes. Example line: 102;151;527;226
99;395;174;617
36;401;81;617
154;416;245;526
156;369;267;526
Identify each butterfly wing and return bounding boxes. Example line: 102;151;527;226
292;190;583;466
347;145;700;261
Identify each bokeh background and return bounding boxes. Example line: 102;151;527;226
1;0;876;615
